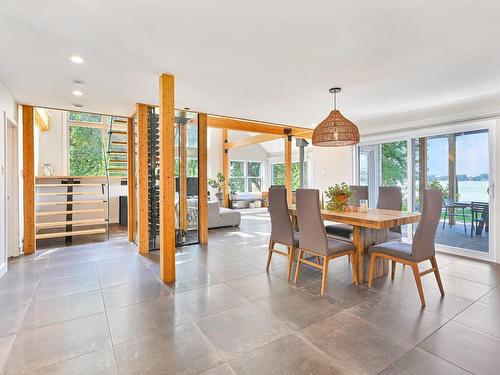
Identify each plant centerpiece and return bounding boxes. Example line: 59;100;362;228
325;183;352;212
208;172;226;205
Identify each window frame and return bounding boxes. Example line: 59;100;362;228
229;160;264;193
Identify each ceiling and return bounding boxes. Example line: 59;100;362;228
1;0;500;133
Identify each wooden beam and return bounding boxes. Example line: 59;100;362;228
136;104;149;254
208;115;310;136
23;105;35;254
225;133;284;150
179;122;187;231
34;107;50;132
222;129;229;208
159;74;176;283
198;113;208;245
127;117;135;241
285;135;292;204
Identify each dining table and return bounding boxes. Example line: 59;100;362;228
288;205;421;284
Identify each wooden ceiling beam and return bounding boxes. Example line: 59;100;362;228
207;115;311;136
224;133;284;149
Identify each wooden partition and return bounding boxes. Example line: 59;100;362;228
22;105;35;254
222;129;229;208
285;135;292;203
127;117;135;241
136;104;149;254
159;74;176;283
198;113;208;244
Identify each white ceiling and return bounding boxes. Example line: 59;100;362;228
1;0;500;133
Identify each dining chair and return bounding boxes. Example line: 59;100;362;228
266;186;299;280
377;186;403;241
367;189;444;307
470;201;489;238
294;189;358;295
325;185;368;239
442;199;467;234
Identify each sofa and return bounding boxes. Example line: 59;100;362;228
208;201;241;229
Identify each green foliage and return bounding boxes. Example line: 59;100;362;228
68;111;102;123
324;183;352;211
272;162;304;190
69;126;105;176
381;141;407;186
208;172;225;193
230;161;244;177
428;179;449;203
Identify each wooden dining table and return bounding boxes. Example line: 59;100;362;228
288;205;421;284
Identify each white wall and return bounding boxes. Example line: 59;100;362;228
311;146;353;193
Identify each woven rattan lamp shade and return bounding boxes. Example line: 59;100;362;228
312;109;360;147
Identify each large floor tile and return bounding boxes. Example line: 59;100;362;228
172;284;249;322
255;290;341;330
22;290;104;330
229;334;350;375
197;303;292;360
225;273;296;302
166;267;222;293
102;276;170;309
454;299;500;339
40;261;97;282
114;323;223;375
198;364;236;375
98;266;157;289
300;311;413;375
34;273;100;302
4;313;111;374
380;347;469;375
107;295;177;345
207;261;263;282
345;296;447;345
0;304;28;336
421;271;494;301
34;348;117;375
419;321;500;375
440;260;500;287
0;334;15;374
0;284;37;311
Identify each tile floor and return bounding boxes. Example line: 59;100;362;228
1;213;500;374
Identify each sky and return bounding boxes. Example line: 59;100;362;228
426;131;489;177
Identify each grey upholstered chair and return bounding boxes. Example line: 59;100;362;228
377;186;403;242
325;185;368;239
367;189;444;307
266;186;298;280
294;189;358;295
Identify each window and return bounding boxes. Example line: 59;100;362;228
67;111;103;124
68;125;105;176
271;162;307;190
230;161;263;193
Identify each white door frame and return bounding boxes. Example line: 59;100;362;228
356;119;496;262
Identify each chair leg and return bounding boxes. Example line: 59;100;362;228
442;210;447;229
265;240;274;272
293;249;303;284
320;256;329;296
430;256;445;297
411;263;426;307
367;254;377;288
391;260;396;280
462;208;467;234
287;246;294;281
350;251;359;285
316;256;322;265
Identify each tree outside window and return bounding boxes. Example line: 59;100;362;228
272;162;307;190
230;161;263;193
69;126;105;176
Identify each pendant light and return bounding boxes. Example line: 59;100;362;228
312;88;360;147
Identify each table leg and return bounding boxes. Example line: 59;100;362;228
352;226;388;284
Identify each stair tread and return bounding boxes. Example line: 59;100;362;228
36;208;105;216
36;218;106;228
37;200;106;206
37;192;103;196
36;228;107;240
109;130;127;135
36;183;104;187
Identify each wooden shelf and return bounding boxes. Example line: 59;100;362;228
36;218;106;228
36;228;107;240
107;168;127;171
110;130;127;135
37;200;106;206
37;192;102;196
36;183;104;187
111;141;127;146
36;208;105;217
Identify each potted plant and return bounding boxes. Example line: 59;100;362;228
208;172;226;206
325;183;353;212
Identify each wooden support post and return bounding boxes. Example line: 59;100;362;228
418;137;427;211
285;135;292;203
198;113;208;244
159;74;176;283
127;117;135;241
222;129;229;208
22;105;35;254
179;122;187;231
448;134;457;224
136;104;149;254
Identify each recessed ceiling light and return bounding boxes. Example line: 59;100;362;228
72;104;83;108
72;80;86;87
70;55;84;64
72;90;83;96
